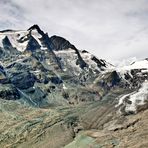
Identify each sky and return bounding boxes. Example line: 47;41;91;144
0;0;148;64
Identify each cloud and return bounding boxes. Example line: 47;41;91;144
0;0;148;63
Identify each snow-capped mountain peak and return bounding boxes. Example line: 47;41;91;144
0;25;111;77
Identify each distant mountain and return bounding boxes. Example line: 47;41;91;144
0;25;147;148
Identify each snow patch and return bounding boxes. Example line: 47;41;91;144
0;29;45;52
0;30;29;51
0;35;5;47
63;84;67;89
116;59;148;72
55;48;82;75
80;51;99;70
31;29;43;48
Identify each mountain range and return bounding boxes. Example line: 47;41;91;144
0;25;148;148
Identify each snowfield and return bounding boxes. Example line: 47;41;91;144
117;80;148;113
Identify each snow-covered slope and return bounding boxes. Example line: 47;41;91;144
114;59;148;88
0;25;111;75
116;59;148;72
113;59;148;114
0;30;29;51
117;80;148;114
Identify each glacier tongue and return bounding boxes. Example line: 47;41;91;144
117;80;148;113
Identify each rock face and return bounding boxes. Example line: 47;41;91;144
0;25;148;148
10;71;36;89
2;36;13;50
0;65;8;84
0;84;20;100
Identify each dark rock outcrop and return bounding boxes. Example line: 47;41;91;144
0;84;20;100
91;56;106;68
49;35;88;69
10;72;36;89
2;36;13;50
26;36;41;51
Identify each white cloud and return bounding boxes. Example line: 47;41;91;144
0;0;148;64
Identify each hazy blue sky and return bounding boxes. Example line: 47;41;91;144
0;0;148;64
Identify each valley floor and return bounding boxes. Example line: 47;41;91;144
0;98;148;148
